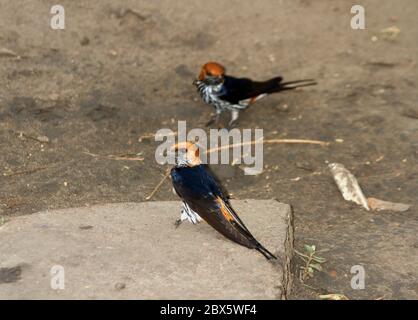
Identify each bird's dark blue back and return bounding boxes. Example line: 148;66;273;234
221;75;283;104
221;76;254;104
171;165;224;201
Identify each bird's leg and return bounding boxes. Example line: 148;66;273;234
228;109;240;128
175;204;202;228
206;109;221;127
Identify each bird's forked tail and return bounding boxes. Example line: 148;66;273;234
258;77;316;95
255;243;277;260
278;78;317;91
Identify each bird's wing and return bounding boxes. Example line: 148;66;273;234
201;167;277;259
204;165;231;200
171;166;277;259
220;75;283;104
213;194;256;240
203;167;259;241
171;166;256;247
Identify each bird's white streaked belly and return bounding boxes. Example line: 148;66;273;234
196;82;247;112
180;202;202;224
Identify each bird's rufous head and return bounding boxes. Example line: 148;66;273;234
171;141;202;167
198;62;225;84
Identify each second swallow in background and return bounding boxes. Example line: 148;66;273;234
194;62;316;128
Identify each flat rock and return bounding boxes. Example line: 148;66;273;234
0;200;293;299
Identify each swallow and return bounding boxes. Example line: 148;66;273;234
193;61;317;128
170;141;277;260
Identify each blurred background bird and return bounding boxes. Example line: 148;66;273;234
170;141;277;260
193;61;317;128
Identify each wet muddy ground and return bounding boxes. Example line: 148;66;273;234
0;0;417;299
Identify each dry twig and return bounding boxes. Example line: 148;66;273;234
3;166;49;177
206;138;329;154
145;138;329;200
83;150;143;161
145;168;171;201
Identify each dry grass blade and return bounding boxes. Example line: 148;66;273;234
3;166;49;177
319;294;349;300
83;150;143;161
107;154;144;161
145;168;171;201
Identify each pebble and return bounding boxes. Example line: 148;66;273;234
80;36;90;46
36;135;50;143
49;93;59;101
115;282;126;290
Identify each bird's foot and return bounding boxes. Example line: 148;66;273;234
205;118;215;127
206;114;220;127
174;219;183;228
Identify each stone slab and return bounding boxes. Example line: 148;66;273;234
0;200;293;299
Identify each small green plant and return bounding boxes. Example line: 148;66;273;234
0;216;5;226
295;244;327;281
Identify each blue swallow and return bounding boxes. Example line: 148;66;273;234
170;142;277;260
